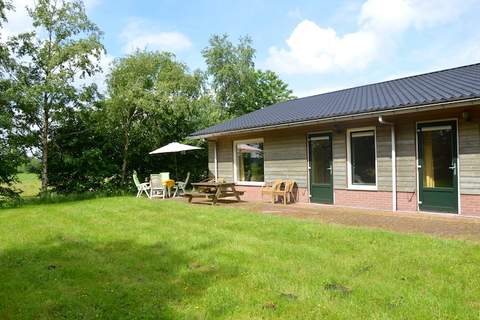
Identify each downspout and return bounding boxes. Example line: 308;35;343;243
378;116;397;211
214;141;218;182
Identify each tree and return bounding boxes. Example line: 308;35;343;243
253;70;295;110
105;51;166;184
202;34;294;117
0;82;25;201
47;103;121;194
7;0;104;194
105;51;219;184
0;0;25;201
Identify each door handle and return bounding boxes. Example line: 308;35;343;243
449;163;457;175
327;166;333;172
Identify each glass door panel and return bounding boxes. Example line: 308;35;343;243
417;122;458;213
311;136;332;185
421;126;454;188
309;133;333;204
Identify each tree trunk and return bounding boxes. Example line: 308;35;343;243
121;127;129;185
41;105;49;195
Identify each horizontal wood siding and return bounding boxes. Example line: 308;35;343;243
459;120;480;195
207;141;216;178
207;105;480;200
332;132;347;189
217;139;233;182
395;122;416;192
376;126;392;191
264;132;308;188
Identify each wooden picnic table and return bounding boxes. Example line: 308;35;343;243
185;182;244;205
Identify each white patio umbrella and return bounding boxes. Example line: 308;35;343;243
149;142;202;154
149;142;202;179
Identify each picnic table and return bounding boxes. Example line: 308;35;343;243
184;182;244;205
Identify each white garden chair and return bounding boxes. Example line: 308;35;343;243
133;171;150;198
149;174;167;199
173;172;190;197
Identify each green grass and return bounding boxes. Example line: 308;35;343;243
0;197;479;319
15;173;41;198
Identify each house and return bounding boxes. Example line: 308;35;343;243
190;63;480;216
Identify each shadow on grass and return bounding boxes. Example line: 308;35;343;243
0;236;224;319
188;199;248;206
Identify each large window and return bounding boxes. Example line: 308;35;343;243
347;128;377;189
234;139;264;185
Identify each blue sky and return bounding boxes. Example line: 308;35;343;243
5;0;480;97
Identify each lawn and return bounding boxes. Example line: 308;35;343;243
0;197;479;319
14;173;41;198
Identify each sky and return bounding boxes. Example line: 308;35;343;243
4;0;480;97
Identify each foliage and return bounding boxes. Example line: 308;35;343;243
0;0;23;202
47;104;122;194
7;0;105;194
2;0;294;196
18;157;42;174
104;51;220;185
1;197;479;318
202;34;294;117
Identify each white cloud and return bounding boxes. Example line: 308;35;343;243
75;53;114;94
2;0;103;40
266;20;380;74
2;0;33;39
266;0;478;75
120;18;192;54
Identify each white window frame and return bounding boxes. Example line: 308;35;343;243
233;138;265;186
346;126;378;191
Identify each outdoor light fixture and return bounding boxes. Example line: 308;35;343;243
462;111;471;121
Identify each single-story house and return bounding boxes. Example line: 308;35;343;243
190;63;480;217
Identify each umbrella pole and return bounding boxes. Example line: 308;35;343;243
174;154;178;180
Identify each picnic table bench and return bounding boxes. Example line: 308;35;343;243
184;182;244;205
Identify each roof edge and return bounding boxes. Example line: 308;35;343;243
190;97;480;139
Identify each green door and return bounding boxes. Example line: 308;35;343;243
417;121;458;213
309;133;333;204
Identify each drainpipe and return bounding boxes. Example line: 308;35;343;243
378;116;397;211
214;141;218;182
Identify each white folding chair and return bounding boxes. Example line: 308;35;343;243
149;174;167;199
133;171;150;198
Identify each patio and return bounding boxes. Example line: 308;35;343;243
180;198;480;242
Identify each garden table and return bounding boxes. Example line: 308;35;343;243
185;182;244;205
163;179;175;197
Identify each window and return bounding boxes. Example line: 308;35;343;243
347;128;377;190
234;139;264;185
421;125;454;188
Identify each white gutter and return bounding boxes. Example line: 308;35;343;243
378;116;396;211
191;98;480;139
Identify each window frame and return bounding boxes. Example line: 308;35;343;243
346;127;378;190
233;138;265;186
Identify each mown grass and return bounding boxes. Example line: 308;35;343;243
0;197;479;319
15;173;41;198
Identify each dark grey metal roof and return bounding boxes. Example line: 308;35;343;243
191;63;480;137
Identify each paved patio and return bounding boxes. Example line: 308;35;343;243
183;198;480;242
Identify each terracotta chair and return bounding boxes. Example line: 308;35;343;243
261;179;282;202
272;180;295;205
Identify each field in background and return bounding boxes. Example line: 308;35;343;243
15;173;41;198
0;197;479;319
